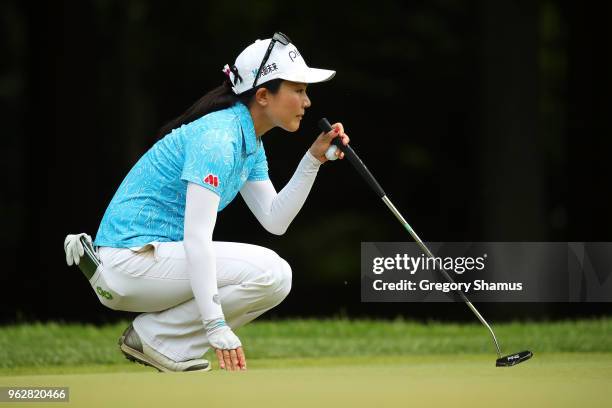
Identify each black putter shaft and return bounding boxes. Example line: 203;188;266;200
319;118;521;364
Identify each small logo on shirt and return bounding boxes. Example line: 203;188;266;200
203;174;219;187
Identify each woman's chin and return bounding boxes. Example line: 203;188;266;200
281;121;301;132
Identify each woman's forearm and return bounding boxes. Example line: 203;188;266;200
240;150;321;235
184;235;223;321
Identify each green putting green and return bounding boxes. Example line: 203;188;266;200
2;319;611;406
2;353;611;407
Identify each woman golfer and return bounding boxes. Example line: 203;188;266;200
63;33;349;372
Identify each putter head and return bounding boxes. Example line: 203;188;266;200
496;350;533;367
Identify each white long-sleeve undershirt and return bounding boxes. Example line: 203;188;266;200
240;150;322;235
184;150;322;323
184;182;224;322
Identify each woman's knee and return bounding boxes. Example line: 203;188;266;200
276;257;292;300
256;256;292;306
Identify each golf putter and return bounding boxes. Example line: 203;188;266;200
319;118;533;367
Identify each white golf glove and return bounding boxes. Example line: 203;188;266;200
204;318;242;350
64;233;93;266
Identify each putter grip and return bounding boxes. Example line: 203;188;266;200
318;118;386;198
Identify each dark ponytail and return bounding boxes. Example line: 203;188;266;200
157;78;283;138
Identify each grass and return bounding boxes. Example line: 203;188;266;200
1;319;611;407
0;318;610;373
2;354;612;407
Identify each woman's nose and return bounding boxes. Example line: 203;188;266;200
303;94;311;108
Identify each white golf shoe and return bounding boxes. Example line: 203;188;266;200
118;324;211;372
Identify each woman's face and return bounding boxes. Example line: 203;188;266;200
265;81;311;132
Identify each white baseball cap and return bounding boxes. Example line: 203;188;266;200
223;33;336;95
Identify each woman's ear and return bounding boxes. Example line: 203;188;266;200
255;87;269;107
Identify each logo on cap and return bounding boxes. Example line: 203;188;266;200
288;48;301;62
252;63;278;80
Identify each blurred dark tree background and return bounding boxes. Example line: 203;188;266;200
1;0;611;323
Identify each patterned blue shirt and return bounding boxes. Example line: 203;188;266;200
94;102;269;248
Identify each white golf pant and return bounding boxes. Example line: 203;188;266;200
89;241;292;362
